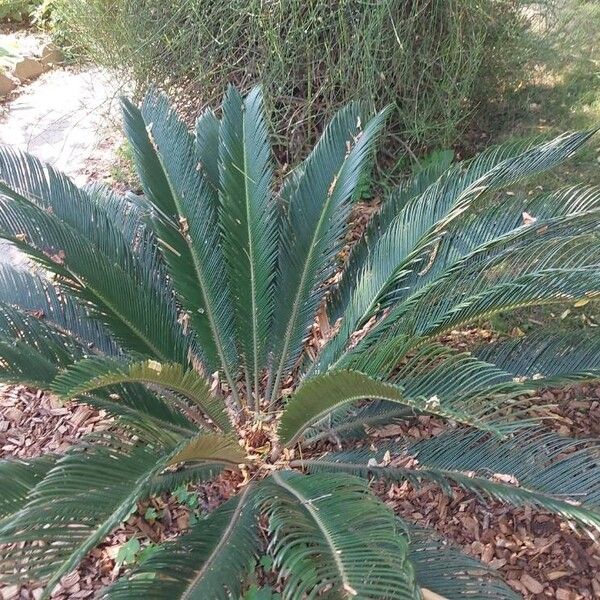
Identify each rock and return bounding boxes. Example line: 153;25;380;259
0;71;18;96
13;57;44;82
40;43;63;67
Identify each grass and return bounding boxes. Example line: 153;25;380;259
108;140;139;191
483;1;600;181
52;0;546;158
480;0;600;335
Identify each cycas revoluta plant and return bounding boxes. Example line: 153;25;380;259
0;86;598;599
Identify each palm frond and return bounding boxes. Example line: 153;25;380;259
301;401;411;447
339;339;539;425
314;133;597;374
195;108;221;195
259;472;417;599
468;130;596;192
278;369;514;447
0;437;188;592
168;432;246;466
411;428;600;531
121;94;239;390
103;485;259;600
147;461;231;496
218;86;277;400
0;456;55;524
380;185;600;313
350;215;598;361
0;299;194;436
474;331;600;385
83;384;198;438
269;104;391;401
297;428;600;531
82;180;168;278
0;146;148;265
0;303;85;386
413;252;598;341
0;163;187;363
0;264;118;355
52;358;230;432
327;149;455;327
404;524;520;599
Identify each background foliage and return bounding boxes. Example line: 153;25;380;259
49;0;552;157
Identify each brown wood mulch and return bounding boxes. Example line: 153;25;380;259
1;379;599;600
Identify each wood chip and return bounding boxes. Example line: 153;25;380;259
521;572;545;594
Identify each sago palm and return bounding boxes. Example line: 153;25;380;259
0;86;599;600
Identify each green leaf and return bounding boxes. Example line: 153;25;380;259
279;370;511;447
174;485;194;504
381;184;600;315
137;543;161;565
244;584;281;600
51;358;230;432
0;456;56;526
144;507;160;521
0;304;84;387
351;214;599;361
103;485;260;600
269;103;391;401
0;263;118;355
121;93;239;395
325;148;454;331
218;86;277;400
0;149;188;363
259;554;274;571
116;538;141;566
314;133;598;374
195;108;221;194
299;428;600;532
409;428;600;531
474;330;600;386
0;437;190;595
168;433;246;467
259;472;417;599
404;524;520;599
301;401;412;447
321;185;600;374
348;340;535;418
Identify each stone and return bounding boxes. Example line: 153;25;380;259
13;57;44;82
40;43;63;67
0;71;18;96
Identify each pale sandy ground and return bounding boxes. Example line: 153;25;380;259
0;66;124;185
0;48;127;264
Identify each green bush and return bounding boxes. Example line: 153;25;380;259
0;0;55;27
0;0;40;21
52;0;550;155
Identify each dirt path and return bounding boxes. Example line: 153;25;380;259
0;37;126;264
0;65;123;185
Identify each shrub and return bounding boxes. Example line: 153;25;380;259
0;0;41;21
0;0;56;28
52;0;550;155
0;87;599;598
